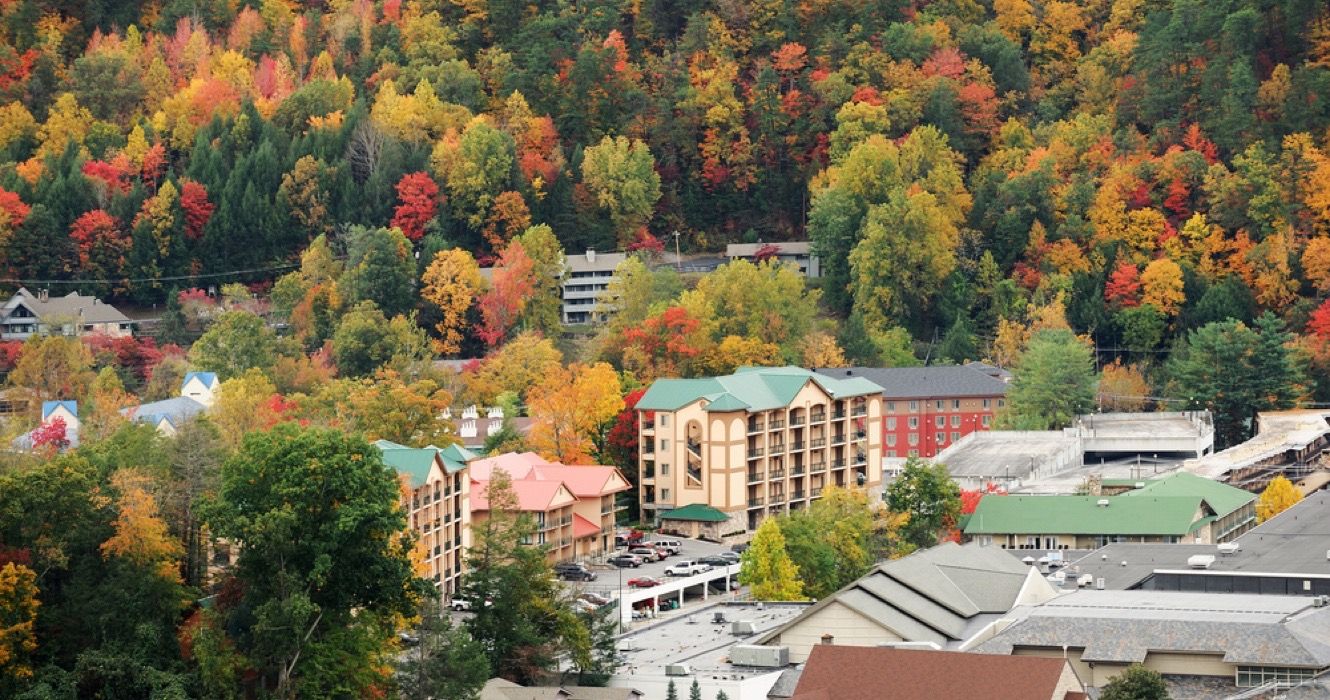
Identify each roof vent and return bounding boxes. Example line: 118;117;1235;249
1096;499;1110;507
1217;542;1240;555
1134;482;1146;488
1188;555;1216;569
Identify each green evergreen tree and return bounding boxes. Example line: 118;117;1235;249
937;316;978;364
666;680;678;700
689;678;702;700
1003;328;1096;430
1099;664;1170;700
156;289;191;346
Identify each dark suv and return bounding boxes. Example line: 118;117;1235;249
555;563;598;581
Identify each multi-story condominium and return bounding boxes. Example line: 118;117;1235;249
376;440;474;600
1;287;133;340
562;249;627;325
468;452;631;562
635;366;885;535
815;366;1009;458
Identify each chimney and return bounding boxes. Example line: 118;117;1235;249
820;633;834;646
585;249;596;263
1087;474;1103;497
39;289;49;302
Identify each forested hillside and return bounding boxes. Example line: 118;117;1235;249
1;0;1330;384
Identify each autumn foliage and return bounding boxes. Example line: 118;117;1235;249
390;172;440;241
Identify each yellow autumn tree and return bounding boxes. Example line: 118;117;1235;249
421;248;482;355
462;331;563;405
1256;476;1302;523
1140;257;1185;315
800;331;847;368
101;470;185;583
0;562;39;685
1301;237;1330;294
1097;360;1151;411
700;335;784;375
210;369;282;449
86;367;136;441
527;362;624;463
740;517;804;601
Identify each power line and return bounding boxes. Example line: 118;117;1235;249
0;262;303;286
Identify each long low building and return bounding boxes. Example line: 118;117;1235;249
973;590;1330;692
964;472;1256;549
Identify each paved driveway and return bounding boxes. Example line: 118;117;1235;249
566;538;740;602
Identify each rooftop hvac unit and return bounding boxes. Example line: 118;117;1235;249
728;645;790;668
1077;574;1095;587
1188;554;1216;569
1217;542;1241;555
1313;596;1327;608
1096;499;1111;507
665;664;692;676
1096;578;1106;590
731;620;756;636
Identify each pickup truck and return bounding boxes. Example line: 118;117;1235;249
665;560;713;577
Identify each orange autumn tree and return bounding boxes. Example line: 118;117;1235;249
1098;359;1151;411
101;469;185;583
476;241;537;346
421;248;483;355
526;362;624;463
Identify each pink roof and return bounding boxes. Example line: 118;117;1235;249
532;465;631;497
467;451;549;481
572;513;601;539
470;478;571;512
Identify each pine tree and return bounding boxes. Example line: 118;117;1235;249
690;679;703;700
739;518;804;601
666;680;678;700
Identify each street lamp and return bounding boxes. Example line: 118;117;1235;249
672;230;682;271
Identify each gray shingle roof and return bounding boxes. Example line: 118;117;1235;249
122;396;207;425
6;287;131;325
812;366;1009;399
975;590;1330;666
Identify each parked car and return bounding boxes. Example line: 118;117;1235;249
554;563;598;581
653;545;673;560
647;539;683;555
665;560;713;577
717;551;740;563
628;547;663;562
449;597;473;611
698;555;733;567
608;553;643;568
730;542;750;554
615;529;645;547
579;592;611;606
627;576;663;588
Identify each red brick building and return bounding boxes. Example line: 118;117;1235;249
814;364;1010;458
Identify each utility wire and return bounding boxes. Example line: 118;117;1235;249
0;262;303;286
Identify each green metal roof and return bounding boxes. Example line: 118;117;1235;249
636;366;884;412
374;440;474;488
659;503;730;522
1119;471;1254;518
964;495;1211;536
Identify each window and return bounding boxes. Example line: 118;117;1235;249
909;401;918;412
659;438;669;451
952;432;961;441
908;417;919;429
982;415;992;427
887;450;897;458
983;398;991;409
660;489;670;502
997;399;1005;408
908;450;919;457
908;434;918;446
659;414;669;427
951;415;961;427
952;399;961;409
935;416;945;428
660;464;669;475
936;432;945;444
1237;667;1317;688
886;435;897;446
886;417;897;430
935;400;944;410
887;402;896;412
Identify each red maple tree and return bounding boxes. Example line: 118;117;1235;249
1104;262;1142;308
390;171;440;241
179;179;215;240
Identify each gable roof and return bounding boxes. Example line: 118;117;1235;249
42;400;77;419
471;478;575;512
636;366;882;412
965;495;1213;536
813;365;1010;399
790;646;1075;700
181;371;219;390
1118;471;1254;518
122;396;207;424
376;443;443;489
659;503;729;522
7;287;131;325
532;465;631;497
756;542;1046;647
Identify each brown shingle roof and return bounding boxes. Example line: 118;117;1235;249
790;646;1074;700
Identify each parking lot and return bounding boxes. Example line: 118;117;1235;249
563;537;746;628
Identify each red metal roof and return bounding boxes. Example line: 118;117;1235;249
572;513;601;539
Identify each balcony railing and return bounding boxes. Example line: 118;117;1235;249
768;468;786;480
853;430;867;440
791;490;805;500
748;471;762;484
811;487;823;498
642;443;655;454
768;419;786;430
686;439;701;456
810;437;826;448
769;443;785;456
811;462;827;473
747;422;765;434
748;447;765;459
792;465;805;476
851;407;867;417
831;459;847;469
832;410;846;419
791;416;805;427
853;453;867;466
791;440;805;451
748;497;765;508
832;434;846;445
769;493;786;505
643;420;655;431
810;411;826;423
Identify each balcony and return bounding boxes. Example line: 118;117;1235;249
747;422;766;435
853;430;867;440
686;439;701;456
747;447;765;460
791;440;805;451
748;497;765;508
642;443;655;454
810;411;826;423
769;443;786;456
768;468;786;480
791;465;805;476
811;487;823;498
852;452;867;466
811;461;827;474
768;419;786;430
810;437;826;448
832;434;846;445
851;407;867;417
832;410;847;420
748;471;762;484
791;416;805;427
643;420;655;432
791;490;806;500
769;493;786;505
831;459;847;469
